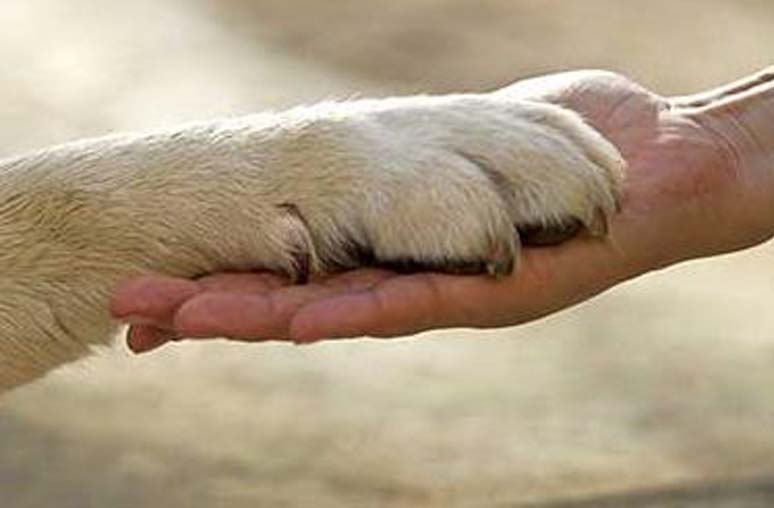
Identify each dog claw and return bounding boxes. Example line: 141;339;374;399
586;207;609;237
485;258;514;278
485;239;516;277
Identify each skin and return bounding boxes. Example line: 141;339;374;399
109;69;774;353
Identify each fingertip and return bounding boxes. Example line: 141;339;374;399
110;275;200;319
127;325;179;354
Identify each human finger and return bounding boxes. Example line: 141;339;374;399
110;276;201;327
172;270;395;340
126;325;181;354
289;236;635;343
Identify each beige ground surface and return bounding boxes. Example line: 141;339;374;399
0;1;773;506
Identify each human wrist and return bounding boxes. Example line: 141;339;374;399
664;71;773;255
697;111;774;242
687;69;773;187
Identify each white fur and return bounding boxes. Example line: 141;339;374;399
0;92;625;390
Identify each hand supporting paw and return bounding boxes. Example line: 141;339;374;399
113;68;774;351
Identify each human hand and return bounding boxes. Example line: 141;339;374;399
111;68;774;352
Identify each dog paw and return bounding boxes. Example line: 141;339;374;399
268;94;625;278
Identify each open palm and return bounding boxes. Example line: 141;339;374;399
111;69;774;351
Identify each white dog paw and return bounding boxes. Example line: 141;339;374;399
268;94;625;278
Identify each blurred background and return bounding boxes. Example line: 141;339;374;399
1;1;773;506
